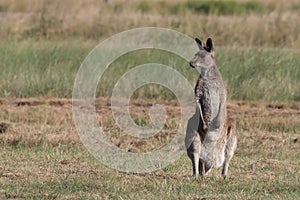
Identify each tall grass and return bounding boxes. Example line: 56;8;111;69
1;40;299;102
0;40;91;97
218;47;300;101
0;0;300;47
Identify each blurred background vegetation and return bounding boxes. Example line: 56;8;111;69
0;0;300;101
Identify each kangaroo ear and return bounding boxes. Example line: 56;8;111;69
205;38;213;52
195;38;204;50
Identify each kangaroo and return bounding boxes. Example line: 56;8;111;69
186;38;237;177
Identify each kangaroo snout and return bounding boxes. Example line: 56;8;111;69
189;61;195;68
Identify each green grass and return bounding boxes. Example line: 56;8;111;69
135;0;266;15
290;2;300;11
1;40;300;102
0;40;91;98
186;0;265;15
218;47;300;101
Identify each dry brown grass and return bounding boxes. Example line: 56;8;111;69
0;98;299;155
1;98;299;151
0;98;77;147
0;0;300;47
0;98;299;198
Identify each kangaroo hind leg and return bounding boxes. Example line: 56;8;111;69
222;118;237;177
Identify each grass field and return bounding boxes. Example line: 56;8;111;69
0;98;299;199
1;0;300;199
1;41;300;102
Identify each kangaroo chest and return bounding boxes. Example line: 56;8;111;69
195;77;221;124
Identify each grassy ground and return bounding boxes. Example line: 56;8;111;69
1;0;300;199
1;40;300;102
0;98;299;199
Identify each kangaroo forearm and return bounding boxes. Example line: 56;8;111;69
196;102;208;131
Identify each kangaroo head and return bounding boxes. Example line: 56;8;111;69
189;38;215;69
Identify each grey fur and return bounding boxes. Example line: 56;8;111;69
186;38;237;177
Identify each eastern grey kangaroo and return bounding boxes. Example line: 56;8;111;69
186;38;237;177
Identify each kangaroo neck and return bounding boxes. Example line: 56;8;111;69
200;64;217;78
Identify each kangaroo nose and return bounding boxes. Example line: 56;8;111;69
189;61;195;68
